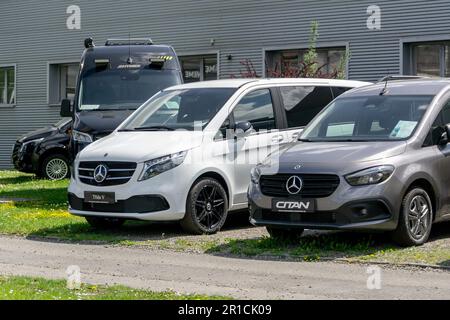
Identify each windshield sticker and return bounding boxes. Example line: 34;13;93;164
80;104;100;110
390;120;417;138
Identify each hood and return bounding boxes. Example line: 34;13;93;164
263;141;407;174
74;110;134;136
79;131;204;163
18;126;56;143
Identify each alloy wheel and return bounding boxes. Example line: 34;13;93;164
407;195;431;240
194;184;226;231
45;158;68;180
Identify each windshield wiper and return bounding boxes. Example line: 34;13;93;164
133;125;175;131
298;138;312;142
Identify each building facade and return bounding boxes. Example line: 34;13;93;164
1;0;450;168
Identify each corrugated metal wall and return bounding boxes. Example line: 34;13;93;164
1;0;450;168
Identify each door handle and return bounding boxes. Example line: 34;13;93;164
271;135;284;143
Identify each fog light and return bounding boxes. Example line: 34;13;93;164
360;208;369;216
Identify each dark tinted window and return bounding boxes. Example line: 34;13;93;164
233;89;276;131
331;86;352;98
280;86;333;128
423;101;450;147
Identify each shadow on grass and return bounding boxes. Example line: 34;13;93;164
0;175;36;185
206;221;450;263
0;188;67;207
26;208;255;245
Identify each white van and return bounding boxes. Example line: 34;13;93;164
68;78;370;234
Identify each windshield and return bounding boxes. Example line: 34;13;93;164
120;88;237;131
77;69;181;111
300;95;434;142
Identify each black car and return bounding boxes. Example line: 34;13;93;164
12;119;72;180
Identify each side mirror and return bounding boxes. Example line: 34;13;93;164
60;99;72;117
234;121;254;139
438;124;450;145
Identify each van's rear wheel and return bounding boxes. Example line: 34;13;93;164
266;226;304;242
85;216;125;229
391;187;433;246
181;178;228;234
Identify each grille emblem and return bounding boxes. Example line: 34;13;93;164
93;164;108;183
286;176;303;195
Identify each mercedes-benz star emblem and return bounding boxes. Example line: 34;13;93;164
93;164;108;183
286;176;303;195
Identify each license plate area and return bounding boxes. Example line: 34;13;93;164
84;191;115;204
271;198;316;213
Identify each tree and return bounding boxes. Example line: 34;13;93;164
236;21;350;79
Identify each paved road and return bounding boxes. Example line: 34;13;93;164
0;236;449;299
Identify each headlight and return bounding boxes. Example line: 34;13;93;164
250;167;261;185
138;151;187;181
72;130;93;143
345;165;394;186
19;138;44;153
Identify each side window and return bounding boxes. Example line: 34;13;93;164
423;102;450;147
233;89;276;131
331;87;352;98
280;86;333;128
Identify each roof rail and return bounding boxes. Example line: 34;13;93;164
105;38;153;46
377;75;429;83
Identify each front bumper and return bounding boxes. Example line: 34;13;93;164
248;179;400;231
67;163;191;221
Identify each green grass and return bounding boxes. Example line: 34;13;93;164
0;276;228;300
1;170;450;267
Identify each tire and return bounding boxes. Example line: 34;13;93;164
181;178;228;234
85;216;125;229
266;226;304;242
391;187;433;247
40;153;70;180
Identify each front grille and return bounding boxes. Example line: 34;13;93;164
259;174;340;198
78;161;137;186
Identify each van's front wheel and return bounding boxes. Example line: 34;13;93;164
391;187;433;246
181;178;228;235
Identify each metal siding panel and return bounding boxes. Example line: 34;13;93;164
2;0;450;167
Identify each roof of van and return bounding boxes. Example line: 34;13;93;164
84;44;175;56
166;78;371;90
346;79;450;96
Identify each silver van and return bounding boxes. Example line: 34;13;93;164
249;79;450;246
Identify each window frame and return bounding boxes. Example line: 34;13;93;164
229;87;283;136
262;42;349;78
401;36;450;77
178;52;220;83
0;64;17;108
47;60;79;106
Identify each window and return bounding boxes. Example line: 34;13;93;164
280;86;333;128
301;95;434;141
423;101;450;147
233;89;276;131
48;63;78;104
179;55;218;83
0;66;15;105
266;47;346;78
409;42;450;77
